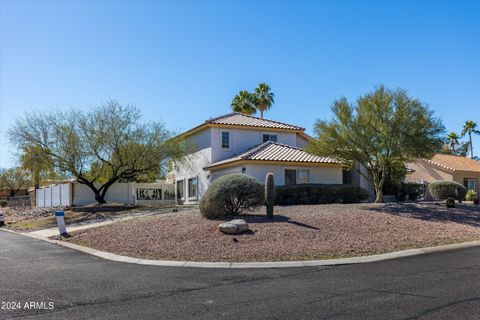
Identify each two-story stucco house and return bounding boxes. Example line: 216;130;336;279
172;112;347;204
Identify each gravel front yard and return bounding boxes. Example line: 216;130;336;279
64;202;480;262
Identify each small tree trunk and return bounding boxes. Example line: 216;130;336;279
94;190;107;204
375;187;383;203
470;132;474;158
33;170;40;190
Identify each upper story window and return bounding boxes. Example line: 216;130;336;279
221;131;230;149
262;134;278;143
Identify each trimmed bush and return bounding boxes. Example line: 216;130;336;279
0;200;7;208
446;197;455;208
428;180;466;202
465;190;478;201
398;182;425;202
199;174;264;218
275;184;369;205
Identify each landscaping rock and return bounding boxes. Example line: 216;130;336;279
218;219;249;234
218;222;239;234
230;219;249;232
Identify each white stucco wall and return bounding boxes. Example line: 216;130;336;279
210;163;343;186
210;127;299;163
295;135;310;149
174;148;212;203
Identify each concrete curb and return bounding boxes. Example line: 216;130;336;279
2;227;480;269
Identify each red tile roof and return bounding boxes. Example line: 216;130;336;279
206;112;305;131
204;141;341;170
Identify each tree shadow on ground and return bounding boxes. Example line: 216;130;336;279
366;202;480;227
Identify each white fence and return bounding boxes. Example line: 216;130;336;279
36;182;175;208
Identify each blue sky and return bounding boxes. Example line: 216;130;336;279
1;0;478;167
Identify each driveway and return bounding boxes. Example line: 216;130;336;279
1;230;480;319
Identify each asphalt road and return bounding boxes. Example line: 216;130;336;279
1;231;480;320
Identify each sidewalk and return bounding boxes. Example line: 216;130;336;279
28;207;196;237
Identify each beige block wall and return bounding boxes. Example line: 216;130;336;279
406;160;454;182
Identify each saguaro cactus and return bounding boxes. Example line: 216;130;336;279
265;173;275;219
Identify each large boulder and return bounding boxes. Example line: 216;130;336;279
218;219;249;234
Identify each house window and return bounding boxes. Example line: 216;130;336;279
343;168;352;184
285;169;309;185
464;178;476;191
221;131;230;149
262;134;278;143
188;177;198;198
176;180;184;199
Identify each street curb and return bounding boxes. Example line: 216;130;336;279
2;227;480;269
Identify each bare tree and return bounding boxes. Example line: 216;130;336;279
9;101;186;204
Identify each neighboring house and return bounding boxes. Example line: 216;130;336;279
172;112;347;204
406;154;480;193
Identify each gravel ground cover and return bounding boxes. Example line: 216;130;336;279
63;202;480;262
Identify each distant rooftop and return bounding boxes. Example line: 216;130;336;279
422;154;480;172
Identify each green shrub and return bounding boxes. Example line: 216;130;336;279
428;180;466;202
465;190;478;201
0;200;7;207
199;174;264;218
398;182;425;201
275;184;369;205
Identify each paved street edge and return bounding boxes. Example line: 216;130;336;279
2;228;480;268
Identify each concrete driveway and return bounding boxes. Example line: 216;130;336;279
1;230;480;319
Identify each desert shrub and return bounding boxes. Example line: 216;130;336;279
465;190;478;201
0;200;7;207
398;182;425;201
199;174;264;218
445;197;455;208
428;180;466;202
275;184;369;205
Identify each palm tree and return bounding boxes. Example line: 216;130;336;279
446;132;460;154
231;91;256;115
461;120;480;158
253;83;274;118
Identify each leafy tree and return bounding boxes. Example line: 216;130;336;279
461;120;479;158
0;167;31;197
381;160;407;196
252;83;275;118
9;101;186;204
19;145;61;189
231;91;256;115
309;85;445;203
446;132;460;154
